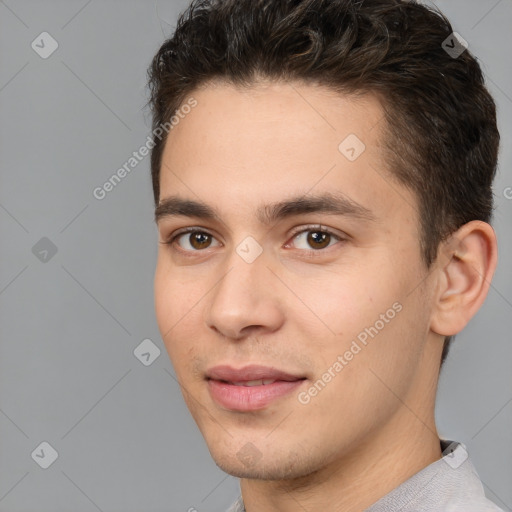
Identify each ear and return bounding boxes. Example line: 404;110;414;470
430;220;498;337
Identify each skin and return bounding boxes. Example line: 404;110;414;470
153;80;497;512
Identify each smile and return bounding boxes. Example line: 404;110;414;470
205;364;307;411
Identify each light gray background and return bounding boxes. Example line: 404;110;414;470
0;1;510;511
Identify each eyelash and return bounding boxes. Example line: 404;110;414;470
161;224;345;256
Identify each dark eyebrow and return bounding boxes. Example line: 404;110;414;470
154;192;376;225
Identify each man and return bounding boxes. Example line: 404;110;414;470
147;0;503;510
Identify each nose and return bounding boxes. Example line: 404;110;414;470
203;246;285;341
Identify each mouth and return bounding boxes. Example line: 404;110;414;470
205;364;307;411
222;379;282;386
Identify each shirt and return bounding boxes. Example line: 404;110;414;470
226;440;504;512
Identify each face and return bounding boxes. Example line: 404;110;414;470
154;80;440;480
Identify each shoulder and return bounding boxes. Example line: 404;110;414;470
226;495;245;512
441;495;505;512
437;442;505;512
367;441;505;512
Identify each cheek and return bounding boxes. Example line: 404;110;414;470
154;264;189;352
154;264;174;335
288;266;391;348
294;255;422;371
154;257;198;330
154;260;208;373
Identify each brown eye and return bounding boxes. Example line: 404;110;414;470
306;231;331;249
188;232;212;250
171;230;221;251
291;228;341;251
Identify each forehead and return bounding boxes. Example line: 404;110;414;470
163;79;384;162
159;80;417;226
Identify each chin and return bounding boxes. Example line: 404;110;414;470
209;443;317;481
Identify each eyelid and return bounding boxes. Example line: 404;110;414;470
161;226;221;248
287;224;345;243
162;224;346;252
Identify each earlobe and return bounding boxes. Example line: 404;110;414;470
430;221;498;337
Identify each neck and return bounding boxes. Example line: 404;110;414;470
239;355;443;512
241;416;441;512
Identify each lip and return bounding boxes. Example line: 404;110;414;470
206;364;304;382
206;364;306;411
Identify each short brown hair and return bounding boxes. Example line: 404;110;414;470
146;0;500;364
